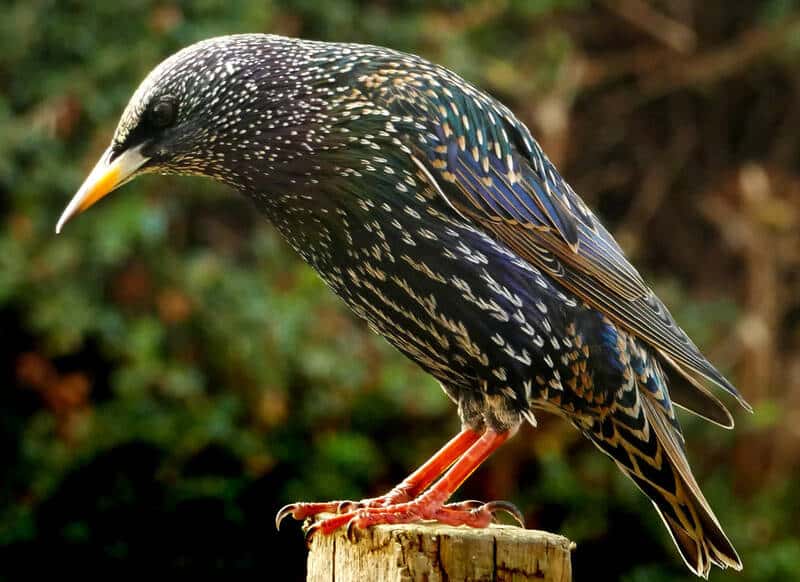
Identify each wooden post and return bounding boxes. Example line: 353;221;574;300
307;521;574;582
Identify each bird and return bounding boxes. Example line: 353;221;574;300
56;34;751;577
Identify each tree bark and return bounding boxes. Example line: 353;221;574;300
307;521;574;582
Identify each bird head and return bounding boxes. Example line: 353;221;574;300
56;34;339;233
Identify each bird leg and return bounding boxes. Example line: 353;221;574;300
373;427;483;505
299;430;521;539
276;428;481;528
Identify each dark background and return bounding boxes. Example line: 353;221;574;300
2;1;799;580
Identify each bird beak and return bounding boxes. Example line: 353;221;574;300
55;144;150;233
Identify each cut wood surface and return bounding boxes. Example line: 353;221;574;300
307;520;574;582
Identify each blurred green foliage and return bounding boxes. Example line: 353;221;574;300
2;1;799;580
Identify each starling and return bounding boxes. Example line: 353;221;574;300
57;34;750;577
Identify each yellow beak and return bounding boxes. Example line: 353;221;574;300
56;144;149;233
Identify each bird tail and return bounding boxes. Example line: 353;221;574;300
588;388;742;577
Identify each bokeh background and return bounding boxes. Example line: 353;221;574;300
2;1;799;580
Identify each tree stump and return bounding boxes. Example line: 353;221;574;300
306;521;574;582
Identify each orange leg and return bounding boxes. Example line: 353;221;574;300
276;428;481;528
379;427;483;502
305;430;519;537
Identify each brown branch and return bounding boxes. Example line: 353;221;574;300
581;15;800;94
616;124;697;253
640;15;800;96
603;0;697;53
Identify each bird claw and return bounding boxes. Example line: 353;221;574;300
436;499;524;527
276;488;419;533
275;500;361;530
303;521;321;547
346;517;361;543
481;500;525;528
279;497;525;543
338;500;362;513
275;503;298;530
444;499;484;510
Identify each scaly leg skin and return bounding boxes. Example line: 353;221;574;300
278;430;524;542
276;428;481;528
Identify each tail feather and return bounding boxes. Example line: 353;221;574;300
639;393;742;577
586;378;742;578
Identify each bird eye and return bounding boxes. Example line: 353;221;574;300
149;96;177;128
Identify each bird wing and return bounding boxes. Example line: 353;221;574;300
382;71;749;414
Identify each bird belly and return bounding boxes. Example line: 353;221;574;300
272;193;616;432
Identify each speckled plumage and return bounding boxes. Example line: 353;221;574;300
80;34;749;577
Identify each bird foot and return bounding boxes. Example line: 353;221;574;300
275;488;415;530
276;431;521;542
278;496;524;544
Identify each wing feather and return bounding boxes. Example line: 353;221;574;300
404;83;749;410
